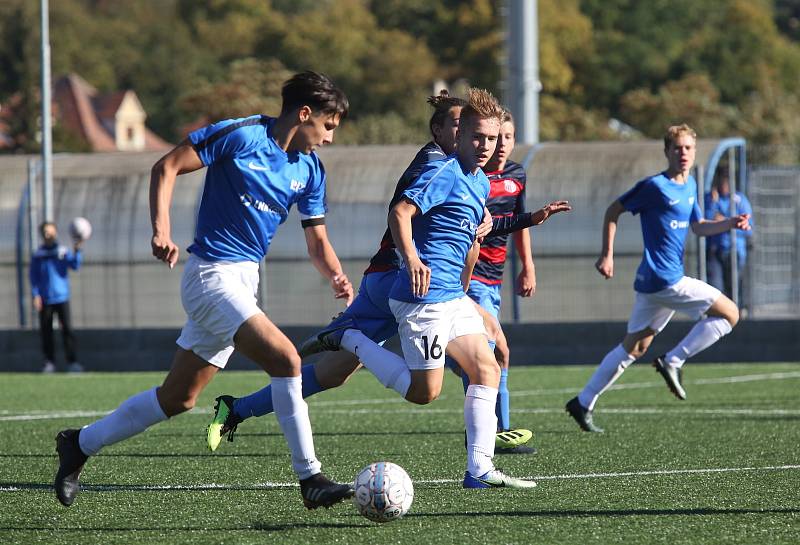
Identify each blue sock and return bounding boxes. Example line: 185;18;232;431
233;364;325;420
496;368;510;431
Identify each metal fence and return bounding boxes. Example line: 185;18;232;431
2;139;798;329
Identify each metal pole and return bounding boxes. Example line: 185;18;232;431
728;149;739;306
40;0;53;221
696;165;706;282
507;0;540;144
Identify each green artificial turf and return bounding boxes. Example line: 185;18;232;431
1;362;798;544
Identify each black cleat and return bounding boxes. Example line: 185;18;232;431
299;473;354;510
296;316;354;359
496;445;538;455
54;429;88;506
653;355;687;400
565;397;604;433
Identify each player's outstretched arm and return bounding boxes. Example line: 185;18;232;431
304;224;353;305
595;200;625;279
490;200;572;236
528;200;572;226
389;199;430;297
149;140;204;269
691;213;751;237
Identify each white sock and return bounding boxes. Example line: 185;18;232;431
465;384;498;477
79;387;167;456
578;344;635;411
341;329;411;398
271;376;321;480
665;317;733;367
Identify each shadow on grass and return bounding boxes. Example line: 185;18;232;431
0;452;281;459
1;521;365;531
1;481;296;492
407;507;800;518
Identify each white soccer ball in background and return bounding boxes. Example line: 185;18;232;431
68;217;92;242
353;461;414;523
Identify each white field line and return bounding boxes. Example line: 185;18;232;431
2;464;799;492
511;370;800;397
2;371;799;422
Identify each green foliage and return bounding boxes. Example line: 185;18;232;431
2;0;800;151
180;58;291;124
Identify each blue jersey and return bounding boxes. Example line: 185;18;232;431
365;141;446;274
619;172;702;293
29;243;81;305
187;115;327;263
390;156;489;303
704;191;753;255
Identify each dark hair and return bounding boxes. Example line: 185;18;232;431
39;221;56;237
281;71;349;119
427;90;467;137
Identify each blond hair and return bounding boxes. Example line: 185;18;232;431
460;88;504;129
663;123;697;150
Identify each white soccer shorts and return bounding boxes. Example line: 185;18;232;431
176;255;261;368
389;295;487;370
627;276;722;334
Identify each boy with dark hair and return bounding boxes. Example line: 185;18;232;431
54;71;355;510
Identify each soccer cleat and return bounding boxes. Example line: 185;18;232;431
299;473;355;509
54;429;88;507
42;361;56;373
496;445;538;455
653;356;687;400
207;395;242;452
67;362;84;373
565;396;604;433
296;317;355;359
495;428;533;449
463;469;537;489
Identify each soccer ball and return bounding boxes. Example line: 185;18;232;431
353;461;414;523
68;217;92;242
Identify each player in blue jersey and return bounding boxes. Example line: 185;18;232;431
466;110;537;453
54;71;356;510
566;124;751;433
322;88;540;488
206;93;567;456
705;166;754;308
29;221;84;373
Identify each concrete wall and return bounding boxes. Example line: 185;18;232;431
2;319;797;372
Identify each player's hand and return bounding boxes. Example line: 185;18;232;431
531;200;572;225
151;232;179;269
406;256;431;297
517;266;536;297
72;239;84;251
732;213;751;231
32;295;42;312
595;255;614;279
475;208;493;241
331;273;354;305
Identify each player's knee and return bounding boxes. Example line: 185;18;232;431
726;307;740;328
405;383;441;405
495;345;510;368
157;390;196;417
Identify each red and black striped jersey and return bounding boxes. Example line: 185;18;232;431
471;160;527;285
364;141;447;274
